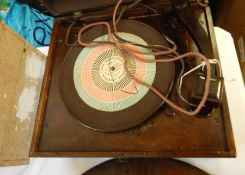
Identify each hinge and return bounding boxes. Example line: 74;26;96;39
73;11;82;20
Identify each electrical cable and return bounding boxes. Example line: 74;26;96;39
177;59;223;107
76;0;212;116
196;0;208;7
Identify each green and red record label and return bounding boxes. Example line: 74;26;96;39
73;32;156;112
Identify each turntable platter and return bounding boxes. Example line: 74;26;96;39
60;20;175;132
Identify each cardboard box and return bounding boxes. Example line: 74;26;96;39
0;21;46;166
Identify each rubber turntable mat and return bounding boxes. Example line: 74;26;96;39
59;20;175;132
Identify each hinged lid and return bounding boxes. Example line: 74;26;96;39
24;0;201;18
20;0;199;18
33;0;138;17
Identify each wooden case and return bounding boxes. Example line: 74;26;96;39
30;0;236;157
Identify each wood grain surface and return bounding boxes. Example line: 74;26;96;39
30;0;236;158
82;158;209;175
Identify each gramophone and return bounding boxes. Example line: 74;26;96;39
27;0;235;158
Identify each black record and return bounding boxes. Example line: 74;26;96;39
60;20;175;132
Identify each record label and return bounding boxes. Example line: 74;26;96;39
73;32;156;112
